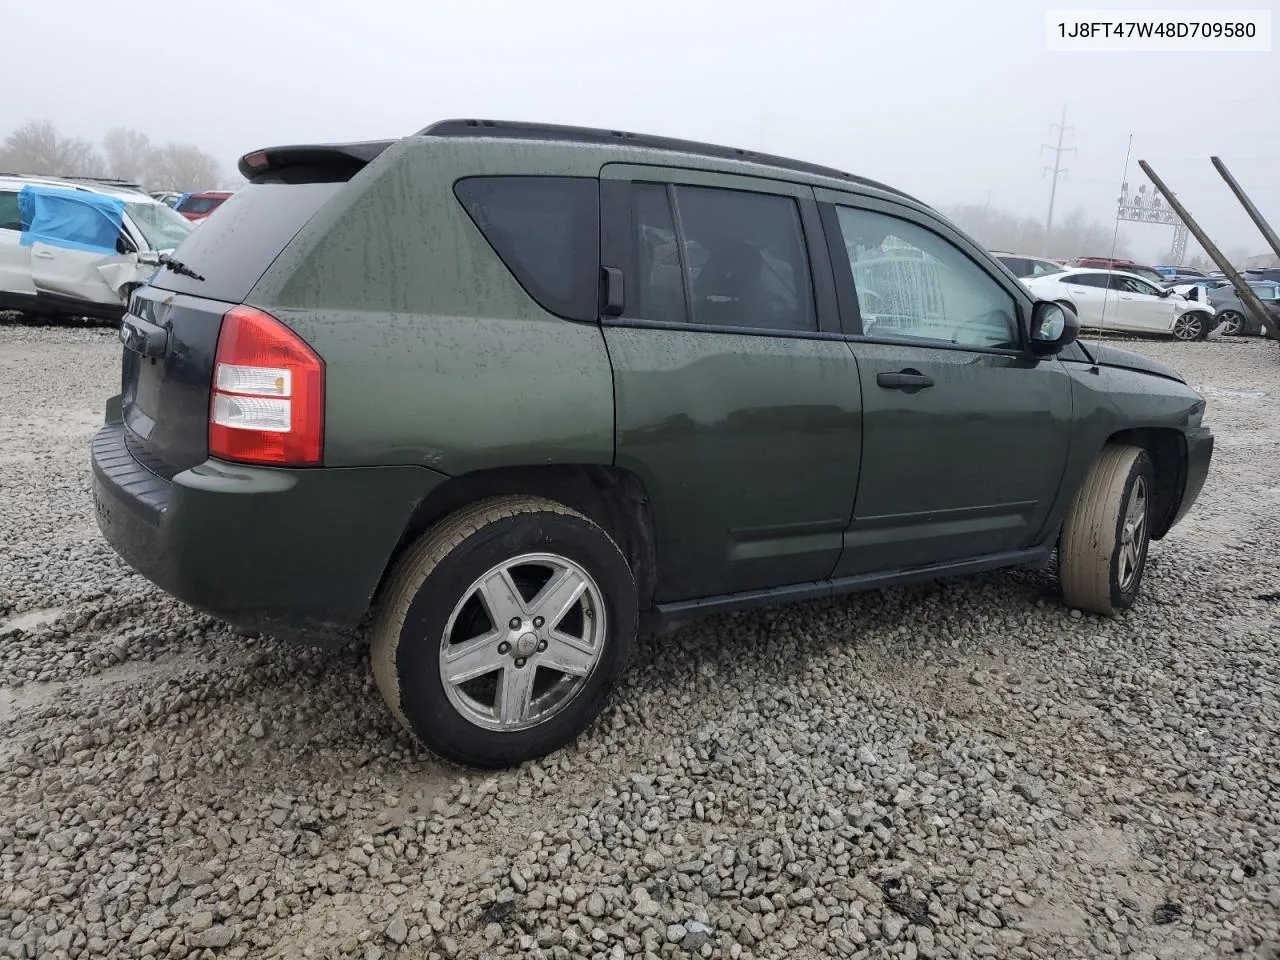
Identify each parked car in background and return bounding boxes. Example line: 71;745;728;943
150;191;183;208
0;174;194;322
1242;267;1280;284
92;118;1214;768
175;190;233;223
1072;257;1168;287
1207;279;1280;336
1023;268;1219;340
992;252;1066;278
1155;265;1207;283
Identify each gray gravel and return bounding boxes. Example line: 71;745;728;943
1;320;1278;960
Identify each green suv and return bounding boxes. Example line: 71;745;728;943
92;120;1213;768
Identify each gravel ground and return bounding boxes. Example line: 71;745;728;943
1;320;1278;960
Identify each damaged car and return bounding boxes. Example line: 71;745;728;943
0;175;194;323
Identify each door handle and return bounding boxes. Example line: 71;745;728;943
33;250;55;259
1120;295;1135;300
877;369;934;393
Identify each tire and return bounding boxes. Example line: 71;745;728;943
1058;445;1154;616
1217;310;1246;336
370;495;637;768
1172;312;1205;341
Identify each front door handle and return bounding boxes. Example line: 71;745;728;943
876;369;934;393
33;250;55;260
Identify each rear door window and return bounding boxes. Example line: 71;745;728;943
454;176;600;322
673;185;816;332
0;191;21;231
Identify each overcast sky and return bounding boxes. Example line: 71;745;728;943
4;0;1276;260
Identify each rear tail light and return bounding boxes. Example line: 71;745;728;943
209;305;323;466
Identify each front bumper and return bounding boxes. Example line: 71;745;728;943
91;409;446;645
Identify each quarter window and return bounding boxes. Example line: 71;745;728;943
835;206;1018;349
455;176;600;322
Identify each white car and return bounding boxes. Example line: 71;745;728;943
1022;268;1220;341
0;175;194;322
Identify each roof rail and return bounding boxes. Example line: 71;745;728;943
0;172;145;191
416;119;924;205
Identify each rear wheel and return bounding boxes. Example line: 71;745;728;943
1058;445;1154;616
1172;312;1205;341
1217;310;1246;336
370;496;637;768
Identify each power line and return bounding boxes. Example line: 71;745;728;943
1041;105;1077;251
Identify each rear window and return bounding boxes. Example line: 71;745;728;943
454;176;600;322
0;190;21;230
177;195;227;215
147;178;344;303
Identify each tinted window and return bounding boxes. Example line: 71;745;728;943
1067;273;1109;288
1030;260;1064;276
631;183;687;325
455;176;600;322
1251;283;1279;301
176;195;226;215
146;178;345;302
672;185;816;332
835;206;1017;349
997;256;1028;276
0;191;20;231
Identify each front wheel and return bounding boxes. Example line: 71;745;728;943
1058;445;1154;616
1171;312;1205;341
370;495;637;768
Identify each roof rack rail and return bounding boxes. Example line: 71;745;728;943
0;172;146;191
416;119;923;205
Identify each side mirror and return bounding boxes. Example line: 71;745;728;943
1028;300;1079;356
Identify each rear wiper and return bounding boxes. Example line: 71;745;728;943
160;256;205;282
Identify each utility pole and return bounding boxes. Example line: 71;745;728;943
1041;105;1076;251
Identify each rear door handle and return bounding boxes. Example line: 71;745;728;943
33;250;55;259
876;369;934;392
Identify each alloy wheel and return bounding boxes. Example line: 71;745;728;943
438;552;607;732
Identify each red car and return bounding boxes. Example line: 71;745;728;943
1070;257;1167;286
174;191;233;223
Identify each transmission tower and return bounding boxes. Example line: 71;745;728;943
1041;106;1076;249
1116;182;1191;264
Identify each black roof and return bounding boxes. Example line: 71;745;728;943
417;118;923;205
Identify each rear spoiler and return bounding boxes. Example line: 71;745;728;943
237;140;396;180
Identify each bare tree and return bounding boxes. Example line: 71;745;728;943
944;203;1132;261
0;120;105;177
103;127;153;182
145;143;223;192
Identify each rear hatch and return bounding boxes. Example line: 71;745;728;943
119;142;393;478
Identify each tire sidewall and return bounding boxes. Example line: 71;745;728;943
393;511;637;768
1108;451;1154;611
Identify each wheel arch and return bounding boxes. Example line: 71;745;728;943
371;464;658;622
1104;427;1187;540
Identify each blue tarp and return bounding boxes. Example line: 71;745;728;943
17;185;127;254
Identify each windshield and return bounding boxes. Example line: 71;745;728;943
125;200;195;251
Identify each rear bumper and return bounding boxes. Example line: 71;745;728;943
91;409;447;645
1169;425;1213;531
